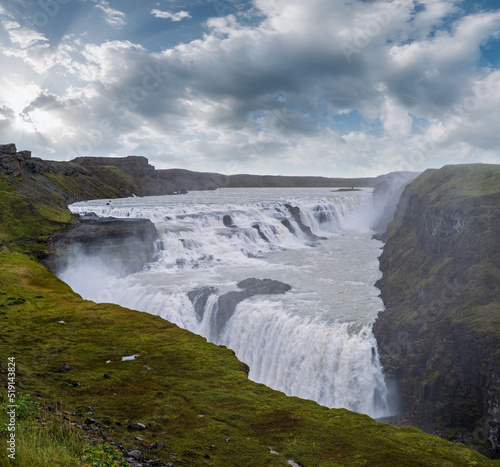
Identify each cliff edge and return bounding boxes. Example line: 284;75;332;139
373;164;500;458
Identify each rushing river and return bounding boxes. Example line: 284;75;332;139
62;187;391;418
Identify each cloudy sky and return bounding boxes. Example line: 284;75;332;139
0;0;499;176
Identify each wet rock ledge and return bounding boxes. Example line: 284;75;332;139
43;214;160;276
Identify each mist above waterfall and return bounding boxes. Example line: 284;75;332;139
60;187;398;418
369;172;420;234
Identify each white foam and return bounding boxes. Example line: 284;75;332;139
63;188;392;418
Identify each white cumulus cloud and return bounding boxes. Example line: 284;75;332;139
95;0;126;28
151;9;191;22
2;21;48;49
1;0;499;175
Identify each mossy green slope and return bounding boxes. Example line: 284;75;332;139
0;163;129;247
0;175;72;246
376;164;499;332
0;248;496;466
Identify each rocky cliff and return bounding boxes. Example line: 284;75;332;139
43;214;160;277
72;156;386;191
373;164;500;458
71;156;230;195
0;144;128;209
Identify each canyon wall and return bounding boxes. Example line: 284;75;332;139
373;164;500;458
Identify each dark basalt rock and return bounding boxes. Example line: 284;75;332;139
280;218;295;234
251;223;270;242
236;278;291;293
127;422;147;431
214;278;291;338
0;143;24;176
187;286;218;321
222;214;236;227
283;204;326;242
44;215;160;277
128;450;143;461
0;143;17;155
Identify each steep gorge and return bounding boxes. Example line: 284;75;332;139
1;143;499;465
373;164;500;458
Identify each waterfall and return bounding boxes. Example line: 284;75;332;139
63;188;392;418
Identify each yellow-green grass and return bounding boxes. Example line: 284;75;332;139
0;394;115;467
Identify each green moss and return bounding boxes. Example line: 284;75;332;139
379;165;500;332
413;164;500;203
0;177;73;244
98;166;139;193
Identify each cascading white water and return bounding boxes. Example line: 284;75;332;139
62;187;392;418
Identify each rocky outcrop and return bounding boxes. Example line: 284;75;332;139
0;143;90;179
0;144;131;210
187;279;292;338
0;144;29;176
72;156;155;178
187;286;218;321
43;214;160;276
373;164;500;458
280;204;326;243
215;278;291;337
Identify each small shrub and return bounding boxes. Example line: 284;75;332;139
81;443;128;467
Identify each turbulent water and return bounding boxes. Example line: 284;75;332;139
63;187;391;418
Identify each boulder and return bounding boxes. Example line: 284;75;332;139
223;214;236;227
128;449;142;461
127;422;147;431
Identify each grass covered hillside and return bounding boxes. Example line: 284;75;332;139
0;149;498;465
